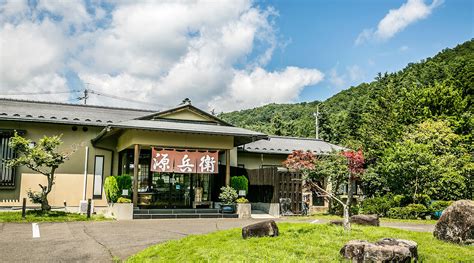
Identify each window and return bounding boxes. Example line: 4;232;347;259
0;132;16;188
93;155;104;198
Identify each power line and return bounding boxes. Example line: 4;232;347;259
86;88;173;108
0;90;81;96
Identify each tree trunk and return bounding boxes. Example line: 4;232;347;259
41;194;51;211
344;177;354;231
40;171;55;212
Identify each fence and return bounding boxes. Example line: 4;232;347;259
247;167;303;214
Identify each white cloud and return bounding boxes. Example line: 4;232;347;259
209;67;323;112
0;0;324;111
328;64;365;89
356;0;442;45
0;19;68;100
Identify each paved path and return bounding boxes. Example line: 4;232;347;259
0;219;264;262
0;218;434;262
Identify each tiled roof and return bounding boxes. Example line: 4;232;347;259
239;136;347;155
96;119;268;146
0;98;155;126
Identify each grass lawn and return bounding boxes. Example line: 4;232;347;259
127;223;472;262
0;210;109;223
290;214;438;225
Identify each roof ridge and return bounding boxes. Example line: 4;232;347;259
0;97;156;112
269;135;323;141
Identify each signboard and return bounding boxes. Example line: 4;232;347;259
151;148;218;174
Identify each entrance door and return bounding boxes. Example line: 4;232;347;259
152;173;192;208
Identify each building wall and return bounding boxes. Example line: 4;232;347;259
116;129;234;152
237;152;287;169
0;121;111;207
159;110;211;122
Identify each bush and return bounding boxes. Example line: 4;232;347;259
236;197;249;203
104;176;119;203
116;174;132;195
219;186;238;205
387;204;431;219
430;200;453;211
328;196;359;216
117;197;131;203
26;189;43;204
231;176;248;194
360;195;397;217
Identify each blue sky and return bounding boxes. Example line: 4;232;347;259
0;0;472;111
263;0;473;101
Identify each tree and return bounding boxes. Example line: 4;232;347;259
283;150;365;231
375;120;471;201
340;150;365;230
6;133;71;211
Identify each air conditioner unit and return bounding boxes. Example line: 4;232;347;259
79;200;94;214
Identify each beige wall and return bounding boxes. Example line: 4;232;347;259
116;129;234;152
0;173;107;207
237;152;287;169
160;110;211;122
0;121;113;206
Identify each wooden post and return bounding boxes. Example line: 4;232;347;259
21;198;26;219
133;144;140;207
87;198;91;219
225;149;231;186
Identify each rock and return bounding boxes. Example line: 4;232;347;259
376;238;418;261
340;238;418;263
350;214;380;226
433;200;474;245
242;220;279;239
339;240;371;262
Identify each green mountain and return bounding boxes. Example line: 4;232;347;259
220;39;473;199
220;39;473;157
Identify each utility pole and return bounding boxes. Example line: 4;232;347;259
313;105;319;139
78;83;90;105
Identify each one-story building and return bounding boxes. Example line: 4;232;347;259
0;98;345;217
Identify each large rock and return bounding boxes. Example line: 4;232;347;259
350;214;380;226
340;238;418;263
433;200;474;245
242;220;279;239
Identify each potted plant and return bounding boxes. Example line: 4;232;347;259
105;176;133;220
219;186;238;213
236;197;251;219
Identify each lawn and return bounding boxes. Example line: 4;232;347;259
289;214;438;225
0;210;109;222
127;223;472;262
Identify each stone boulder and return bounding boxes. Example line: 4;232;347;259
242;220;279;239
340;238;418;263
350;214;380;226
433;200;474;245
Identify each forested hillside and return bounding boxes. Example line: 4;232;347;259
220;39;473;200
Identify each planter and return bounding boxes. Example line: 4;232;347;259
221;204;236;213
237;203;251;219
109;203;133;220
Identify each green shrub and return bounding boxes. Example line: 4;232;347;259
360;195;397;217
117;197;131;203
116;174;132;195
328;197;359;216
104;176;119;203
387;204;431;219
231;176;248;193
430;200;453;211
219;186;238;205
236;197;249;203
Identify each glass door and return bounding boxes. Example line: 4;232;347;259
151;173;192;208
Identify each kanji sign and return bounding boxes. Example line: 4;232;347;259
151;148;219;174
151;149;175;172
